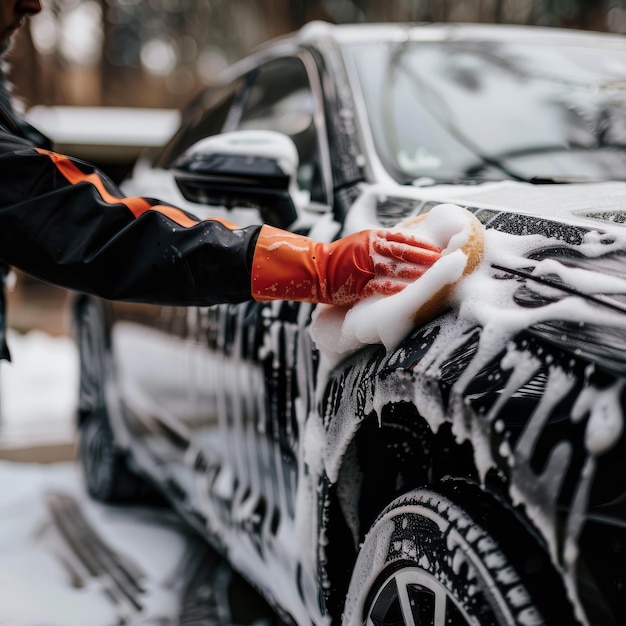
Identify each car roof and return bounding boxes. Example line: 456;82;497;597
220;20;626;91
266;20;626;53
221;20;626;80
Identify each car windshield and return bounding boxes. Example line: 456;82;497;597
346;38;626;184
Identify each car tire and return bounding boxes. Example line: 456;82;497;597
78;408;149;502
342;482;578;626
75;298;157;504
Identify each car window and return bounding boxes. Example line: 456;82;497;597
237;58;327;204
348;40;626;184
155;81;242;169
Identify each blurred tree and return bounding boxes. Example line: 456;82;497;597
4;23;42;109
5;0;625;111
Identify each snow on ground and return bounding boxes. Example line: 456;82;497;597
0;331;195;625
0;461;192;626
0;328;78;446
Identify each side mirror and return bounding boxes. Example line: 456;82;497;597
172;130;302;228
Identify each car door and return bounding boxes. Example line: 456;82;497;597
178;54;334;596
108;83;247;484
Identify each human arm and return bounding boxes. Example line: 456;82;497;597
251;225;441;306
0;132;440;307
0;138;259;305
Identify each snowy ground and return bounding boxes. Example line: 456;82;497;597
0;329;78;446
0;461;193;625
0;329;281;625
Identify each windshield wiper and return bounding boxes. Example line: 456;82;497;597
411;176;507;187
528;175;601;184
465;143;626;183
410;173;601;187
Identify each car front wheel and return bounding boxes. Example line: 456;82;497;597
343;482;578;626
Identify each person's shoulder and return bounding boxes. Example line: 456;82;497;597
0;119;41;152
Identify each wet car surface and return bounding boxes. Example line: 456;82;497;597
74;22;626;625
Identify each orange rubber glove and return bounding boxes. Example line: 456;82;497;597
251;225;442;306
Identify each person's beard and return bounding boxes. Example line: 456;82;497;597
0;38;13;58
0;39;15;113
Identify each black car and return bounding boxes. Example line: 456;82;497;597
74;22;626;625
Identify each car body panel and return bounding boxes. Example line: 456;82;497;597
77;22;626;625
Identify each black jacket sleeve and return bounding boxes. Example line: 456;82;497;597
0;128;261;305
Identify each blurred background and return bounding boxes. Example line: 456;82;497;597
7;0;626;113
2;0;626;452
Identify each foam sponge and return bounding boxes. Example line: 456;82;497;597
309;203;486;365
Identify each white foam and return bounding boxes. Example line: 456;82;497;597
310;203;481;366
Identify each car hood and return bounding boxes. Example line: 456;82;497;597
415;179;626;228
342;179;626;372
426;179;626;335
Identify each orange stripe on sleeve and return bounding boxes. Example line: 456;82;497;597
36;148;200;228
205;216;240;229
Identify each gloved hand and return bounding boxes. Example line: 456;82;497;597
251;225;442;306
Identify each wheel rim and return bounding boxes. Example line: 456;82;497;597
366;567;470;626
